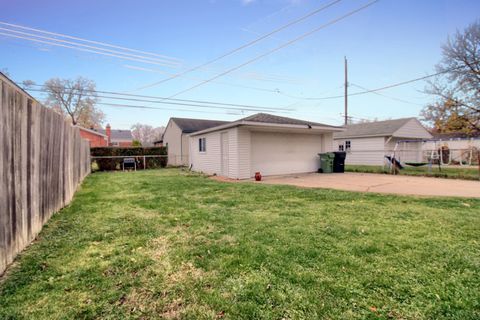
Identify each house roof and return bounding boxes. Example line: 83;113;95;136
190;113;344;136
334;117;417;138
171;117;230;133
77;126;107;137
98;129;133;141
432;132;480;140
238;113;341;128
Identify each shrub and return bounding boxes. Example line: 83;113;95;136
91;147;167;171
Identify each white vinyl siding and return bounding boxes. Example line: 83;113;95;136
393;118;433;139
190;127;335;179
335;137;385;166
163;120;189;166
189;131;222;176
236;128;251;179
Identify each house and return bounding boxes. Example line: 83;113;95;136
188;113;344;179
422;132;480;165
78;126;108;147
333;117;433;166
153;138;163;147
163;117;229;166
98;124;133;147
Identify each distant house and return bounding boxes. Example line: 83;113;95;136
422;132;480;164
98;124;133;147
78;126;108;147
333;118;432;165
153;138;163;147
189;113;343;179
163;117;229;166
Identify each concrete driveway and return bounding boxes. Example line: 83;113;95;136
257;172;480;198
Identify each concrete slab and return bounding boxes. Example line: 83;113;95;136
255;172;480;198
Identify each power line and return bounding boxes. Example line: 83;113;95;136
26;87;292;113
166;0;380;99
307;66;463;100
0;22;313;90
123;64;290;94
349;83;424;106
133;0;344;91
0;21;181;62
26;90;248;116
25;84;293;111
97;102;236;115
0;27;180;67
0;31;181;68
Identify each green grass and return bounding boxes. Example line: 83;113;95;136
346;164;480;180
1;169;479;319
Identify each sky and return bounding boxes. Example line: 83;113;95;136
1;0;479;129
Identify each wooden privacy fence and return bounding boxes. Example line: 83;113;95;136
0;74;91;275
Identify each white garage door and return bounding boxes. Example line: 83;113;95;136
250;131;323;176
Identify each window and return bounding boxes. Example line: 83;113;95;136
199;137;206;152
338;144;344;151
345;140;351;151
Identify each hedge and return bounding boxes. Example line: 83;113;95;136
91;147;167;171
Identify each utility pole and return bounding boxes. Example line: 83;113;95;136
344;56;348;126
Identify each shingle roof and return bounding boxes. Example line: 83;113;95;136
432;132;480;140
171;117;230;133
98;129;133;140
334;117;415;138
239;113;341;128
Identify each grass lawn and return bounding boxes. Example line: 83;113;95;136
346;164;480;181
1;169;479;319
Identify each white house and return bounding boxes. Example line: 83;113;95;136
163;117;229;166
422;132;480;165
333;118;432;166
188;113;344;179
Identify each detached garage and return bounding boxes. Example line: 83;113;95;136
189;113;344;179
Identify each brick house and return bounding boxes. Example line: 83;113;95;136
99;124;133;147
78;124;133;147
78;126;108;147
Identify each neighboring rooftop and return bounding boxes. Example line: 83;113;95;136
334;117;416;138
171;117;230;133
98;129;133;141
432;132;480;140
77;126;107;137
239;113;342;128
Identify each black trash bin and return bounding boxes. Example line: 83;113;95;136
333;151;346;173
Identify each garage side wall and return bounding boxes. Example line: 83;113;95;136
189;130;221;176
237;127;251;179
189;127;242;178
163;121;185;166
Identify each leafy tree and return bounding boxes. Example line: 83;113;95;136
132;140;142;147
422;20;480;134
44;77;105;128
131;123;165;146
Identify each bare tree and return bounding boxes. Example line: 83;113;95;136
44;77;105;128
422;20;480;134
131;123;165;146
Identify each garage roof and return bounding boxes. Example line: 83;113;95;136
239;113;340;128
334;117;417;138
171;117;230;133
190;113;344;136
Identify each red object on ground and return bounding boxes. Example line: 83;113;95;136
255;172;262;181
